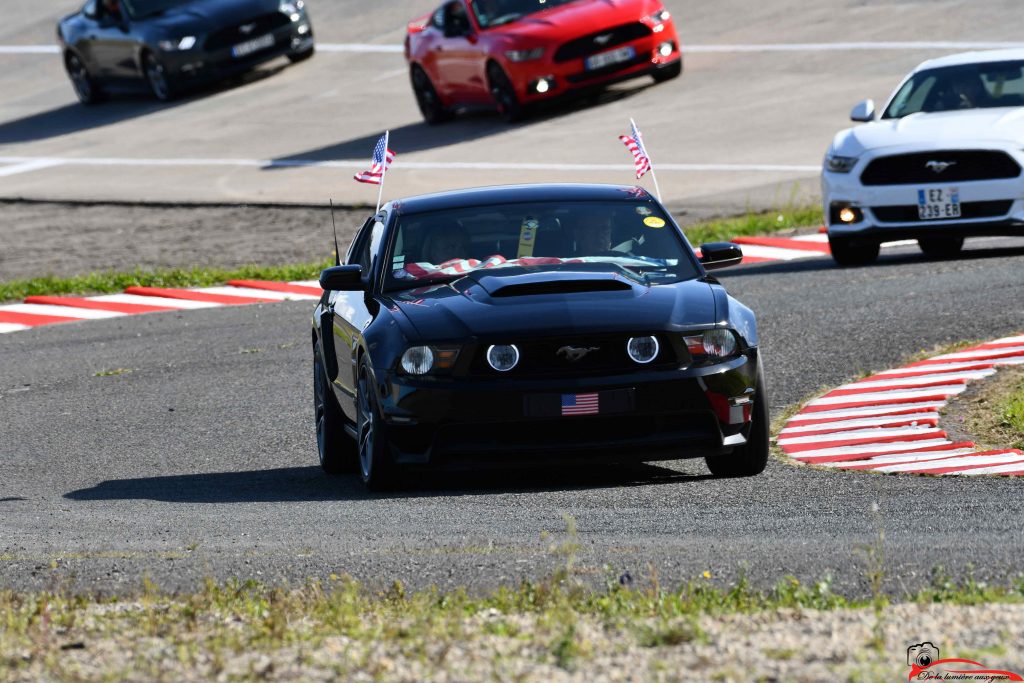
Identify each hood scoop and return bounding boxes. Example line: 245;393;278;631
470;271;635;298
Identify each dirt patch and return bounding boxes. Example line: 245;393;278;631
942;365;1024;451
0;200;369;282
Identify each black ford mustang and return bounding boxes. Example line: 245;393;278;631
57;0;314;103
312;184;766;489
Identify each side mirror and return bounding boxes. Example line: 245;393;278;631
319;264;363;291
699;242;743;271
850;98;876;122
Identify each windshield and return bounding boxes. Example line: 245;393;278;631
882;60;1024;118
385;200;699;291
121;0;190;19
470;0;578;28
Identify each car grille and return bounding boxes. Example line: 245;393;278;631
860;151;1021;186
566;53;649;84
553;22;653;63
203;12;292;51
871;200;1013;223
468;333;682;378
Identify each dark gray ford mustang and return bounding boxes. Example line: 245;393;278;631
57;0;314;103
312;184;766;489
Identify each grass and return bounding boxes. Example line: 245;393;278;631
0;206;823;304
1000;371;1024;447
0;260;333;304
956;365;1024;451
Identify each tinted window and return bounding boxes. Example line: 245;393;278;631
121;0;191;19
471;0;579;28
883;60;1024;118
386;200;699;290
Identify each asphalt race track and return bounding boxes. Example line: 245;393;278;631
1;0;1024;595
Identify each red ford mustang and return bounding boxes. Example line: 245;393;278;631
405;0;682;123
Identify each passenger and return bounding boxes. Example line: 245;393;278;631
423;224;470;264
102;0;122;19
942;71;987;109
571;210;614;256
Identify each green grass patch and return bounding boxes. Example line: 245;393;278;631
0;260;333;304
999;372;1024;446
682;203;822;247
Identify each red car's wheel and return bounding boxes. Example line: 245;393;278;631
487;63;524;123
410;66;452;125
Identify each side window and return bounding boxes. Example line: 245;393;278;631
431;6;445;29
345;216;375;267
83;0;98;18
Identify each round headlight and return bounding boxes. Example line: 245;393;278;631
703;329;737;357
486;344;520;372
401;346;434;375
627;336;660;364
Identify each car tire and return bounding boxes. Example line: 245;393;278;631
65;53;103;105
410;65;452;125
314;351;358;475
488;63;524;123
356;356;397;490
287;44;315;63
652;59;682;83
142;51;177;101
918;236;964;258
705;361;769;478
828;234;880;266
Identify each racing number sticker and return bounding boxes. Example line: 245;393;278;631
517;217;539;258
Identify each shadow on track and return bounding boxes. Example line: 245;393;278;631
64;462;711;503
715;239;1024;279
0;64;287;145
264;81;656;166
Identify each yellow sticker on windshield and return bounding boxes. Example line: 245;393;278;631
643;216;666;228
517;217;538;258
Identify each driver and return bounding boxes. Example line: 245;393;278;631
102;0;122;19
945;71;987;109
423;223;470;265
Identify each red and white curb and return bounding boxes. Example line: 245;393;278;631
778;335;1024;476
694;231;910;264
0;280;322;335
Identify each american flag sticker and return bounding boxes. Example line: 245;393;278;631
561;393;599;416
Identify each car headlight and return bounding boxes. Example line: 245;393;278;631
505;48;545;62
158;36;196;51
627;336;660;364
486;344;520;372
399;345;460;375
280;0;304;13
683;330;739;362
648;9;671;23
825;154;858;173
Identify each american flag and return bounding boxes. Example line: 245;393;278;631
561;393;599;416
619;120;652;179
354;133;396;184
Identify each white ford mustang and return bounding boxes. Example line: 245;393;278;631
822;49;1024;265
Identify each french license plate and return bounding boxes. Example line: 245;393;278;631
917;187;961;220
232;33;274;58
585;45;635;70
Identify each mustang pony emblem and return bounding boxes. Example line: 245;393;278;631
238;23;257;35
557;346;600;362
925;160;957;174
593;33;613;45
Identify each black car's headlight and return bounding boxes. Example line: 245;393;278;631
825;154;858;173
399;345;460;375
280;0;305;14
683;330;739;363
158;36;196;51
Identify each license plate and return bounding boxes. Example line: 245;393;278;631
917;187;961;220
232;33;274;58
585;45;635;71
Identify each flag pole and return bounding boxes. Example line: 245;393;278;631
630;117;662;202
375;130;390;214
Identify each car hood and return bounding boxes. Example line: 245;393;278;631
487;0;660;43
832;107;1024;156
385;267;716;339
142;0;283;32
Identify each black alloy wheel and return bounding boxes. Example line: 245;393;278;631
918;236;964;259
356;357;396;490
706;361;770;478
410;66;452;125
829;234;880;266
143;52;175;101
66;53;102;105
313;353;357;474
488;63;524;123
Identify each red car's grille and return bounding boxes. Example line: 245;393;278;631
204;12;292;51
553;22;653;63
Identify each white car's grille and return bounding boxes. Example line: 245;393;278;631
861;151;1020;186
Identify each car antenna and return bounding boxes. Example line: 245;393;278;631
329;199;340;266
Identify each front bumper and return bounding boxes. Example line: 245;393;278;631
822;144;1024;241
160;12;313;82
503;20;682;102
374;352;758;467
